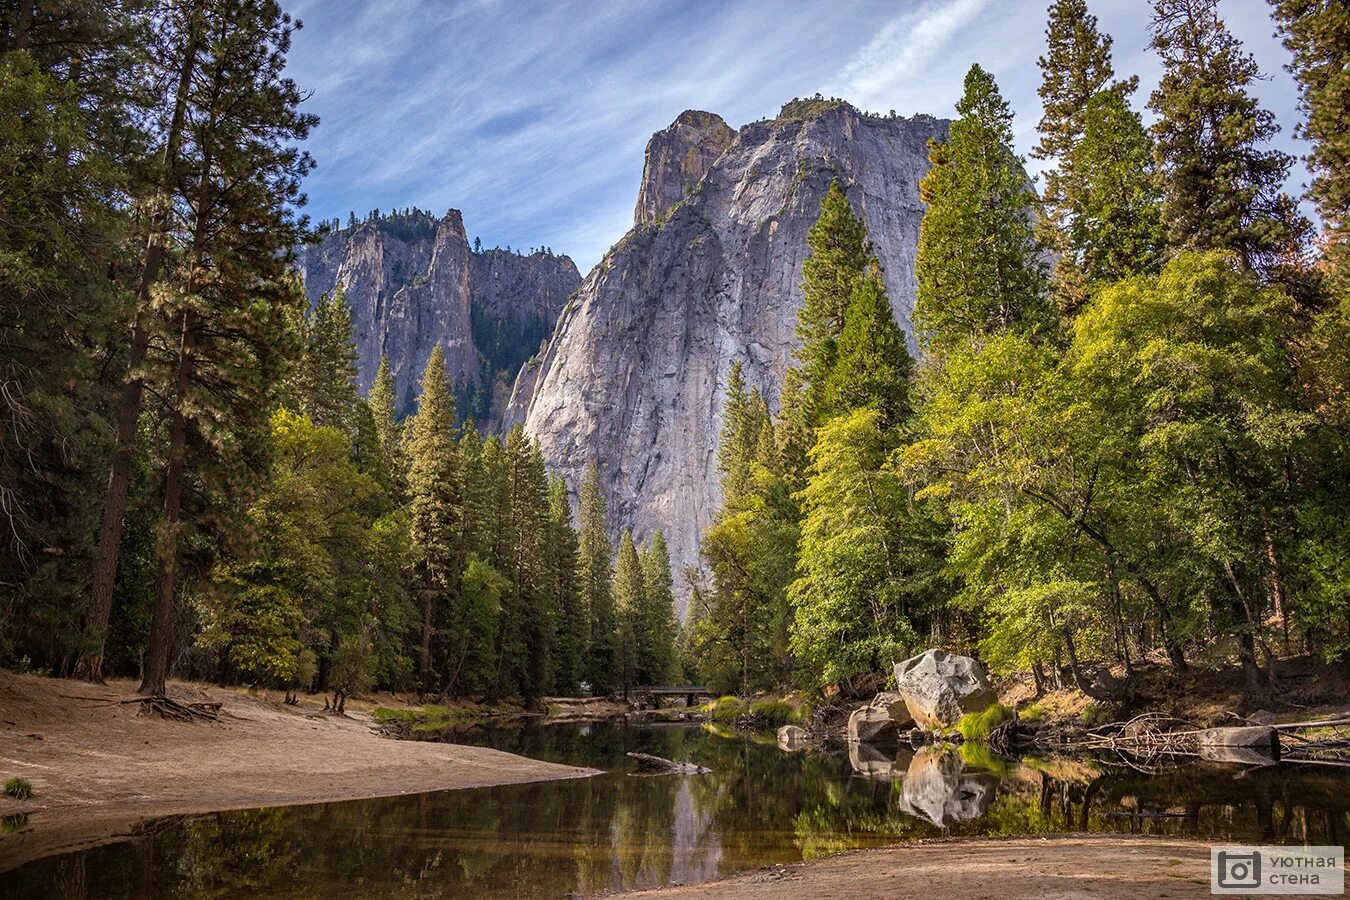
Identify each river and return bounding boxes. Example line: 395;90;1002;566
4;720;1348;897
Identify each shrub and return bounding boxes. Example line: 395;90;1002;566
4;778;33;801
702;695;748;723
957;703;1014;741
749;698;793;724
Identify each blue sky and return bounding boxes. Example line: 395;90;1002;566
282;0;1307;273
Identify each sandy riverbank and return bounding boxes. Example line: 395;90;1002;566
0;670;595;873
613;835;1216;898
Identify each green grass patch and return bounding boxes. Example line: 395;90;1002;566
1018;702;1046;723
372;703;484;732
957;703;1014;742
747;698;797;725
4;778;33;801
701;695;748;723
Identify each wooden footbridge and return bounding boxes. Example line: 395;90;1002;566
632;685;715;707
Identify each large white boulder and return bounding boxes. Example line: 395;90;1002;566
894;650;996;729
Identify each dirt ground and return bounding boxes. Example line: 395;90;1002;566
614;836;1216;899
0;670;595;874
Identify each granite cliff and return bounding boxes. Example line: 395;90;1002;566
295;209;580;422
509;100;949;610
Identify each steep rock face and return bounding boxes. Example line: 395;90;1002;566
634;110;736;228
295;210;579;418
511;102;947;611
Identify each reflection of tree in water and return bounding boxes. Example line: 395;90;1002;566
176;808;300;896
7;724;1350;898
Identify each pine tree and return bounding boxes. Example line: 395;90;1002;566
139;0;316;696
1272;0;1350;286
295;286;360;431
1149;0;1308;276
547;475;584;693
80;1;208;682
502;426;555;699
578;464;617;692
789;409;921;688
1034;0;1136;309
796;181;874;420
406;346;460;692
717;363;763;504
1066;90;1166;285
1034;0;1122;164
823;270;914;429
915;64;1049;351
1;13;132;670
613;530;644;693
638;531;678;684
698;382;797;694
368;355;407;500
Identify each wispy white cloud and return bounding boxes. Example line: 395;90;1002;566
281;0;1307;271
829;0;991;111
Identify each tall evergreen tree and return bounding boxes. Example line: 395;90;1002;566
638;531;678;684
1034;0;1122;164
915;64;1049;351
547;475;584;693
79;0;207;682
578;464;617;692
367;355;407;500
1271;0;1350;286
0;8;133;669
501;426;555;699
1066;90;1166;285
795;181;874;420
295;286;360;431
1034;0;1137;308
717;363;771;505
1149;0;1308;276
406;346;460;692
139;0;315;696
823;271;914;430
613;530;644;693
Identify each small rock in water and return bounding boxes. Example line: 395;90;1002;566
777;724;808;752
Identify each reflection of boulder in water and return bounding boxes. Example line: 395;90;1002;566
848;741;902;779
898;748;997;826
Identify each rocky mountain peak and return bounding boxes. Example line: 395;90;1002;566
633;110;735;228
511;102;949;613
295;209;579;424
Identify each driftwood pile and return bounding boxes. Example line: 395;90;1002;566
1019;710;1350;768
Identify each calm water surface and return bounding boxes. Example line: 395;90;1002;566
2;720;1348;897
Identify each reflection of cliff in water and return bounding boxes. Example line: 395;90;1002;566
7;722;1350;899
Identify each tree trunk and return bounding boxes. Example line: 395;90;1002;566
139;311;197;697
77;13;203;682
1263;525;1291;652
419;588;433;693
